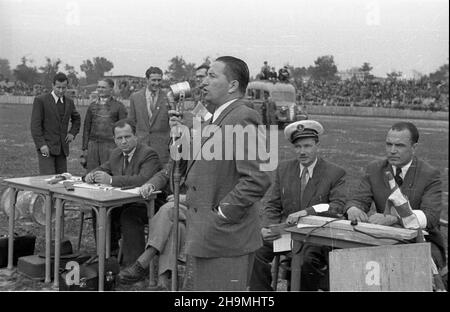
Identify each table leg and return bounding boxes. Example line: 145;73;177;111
146;200;156;286
44;194;52;283
98;207;107;292
106;211;111;259
7;188;19;270
53;198;63;288
290;240;303;291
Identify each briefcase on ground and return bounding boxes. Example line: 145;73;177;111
0;234;36;268
59;256;120;291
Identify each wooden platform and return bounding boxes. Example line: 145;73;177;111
329;243;432;291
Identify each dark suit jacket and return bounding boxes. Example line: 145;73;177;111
345;157;445;260
129;88;170;164
93;142;162;188
262;157;347;227
30;93;81;156
184;99;271;258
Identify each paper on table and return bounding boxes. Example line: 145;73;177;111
117;187;141;195
72;182;113;190
273;233;292;252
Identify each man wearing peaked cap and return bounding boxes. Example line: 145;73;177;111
284;120;324;143
249;119;347;291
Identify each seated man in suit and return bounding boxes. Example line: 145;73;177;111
345;121;446;278
249;120;347;291
84;119;162;266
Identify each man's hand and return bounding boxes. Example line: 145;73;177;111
40;145;50;157
65;133;74;144
261;227;281;242
286;210;308;225
368;213;398;226
139;183;155;199
84;172;95;184
92;171;112;185
346;206;369;222
169;110;184;128
167;194;186;204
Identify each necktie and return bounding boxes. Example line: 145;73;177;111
150;93;156;112
394;166;403;187
300;167;309;201
123;154;130;172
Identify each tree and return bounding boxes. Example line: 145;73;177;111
310;55;338;81
429;63;449;82
360;62;374;80
0;58;12;80
165;56;196;83
39;57;62;88
65;64;79;87
80;57;114;84
13;56;40;86
386;71;402;80
287;65;309;89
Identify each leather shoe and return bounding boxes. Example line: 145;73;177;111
118;262;148;284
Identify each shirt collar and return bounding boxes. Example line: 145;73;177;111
146;88;159;98
392;159;413;179
98;96;110;104
123;147;137;161
299;157;318;178
51;91;64;104
211;99;238;122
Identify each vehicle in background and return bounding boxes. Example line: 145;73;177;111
66;89;78;99
246;80;307;128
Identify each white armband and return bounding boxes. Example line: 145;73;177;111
412;210;427;229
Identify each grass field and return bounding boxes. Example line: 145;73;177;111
0;103;448;291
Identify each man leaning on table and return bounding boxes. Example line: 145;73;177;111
84;118;162;266
249;120;347;291
344;121;446;281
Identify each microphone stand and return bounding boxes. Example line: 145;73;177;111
171;91;184;291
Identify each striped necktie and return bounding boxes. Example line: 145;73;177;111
394;166;403;187
300;167;309;201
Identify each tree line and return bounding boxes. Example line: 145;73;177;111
0;55;448;90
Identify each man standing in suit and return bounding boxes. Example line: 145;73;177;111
345;121;446;274
184;56;271;290
84;119;162;265
82;78;128;171
30;72;81;174
249;120;347;291
129;67;170;165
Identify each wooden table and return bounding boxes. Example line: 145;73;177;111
3;176;55;283
285;219;416;291
50;184;157;291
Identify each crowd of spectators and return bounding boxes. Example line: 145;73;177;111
2;68;449;112
0;79;47;96
296;77;449;112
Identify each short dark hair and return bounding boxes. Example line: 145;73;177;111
100;78;114;88
145;67;163;78
53;73;68;84
215;56;249;94
390;122;419;144
196;64;210;72
113;119;136;136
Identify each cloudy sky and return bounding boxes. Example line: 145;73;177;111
0;0;448;78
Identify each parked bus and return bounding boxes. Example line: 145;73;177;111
246;80;307;128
